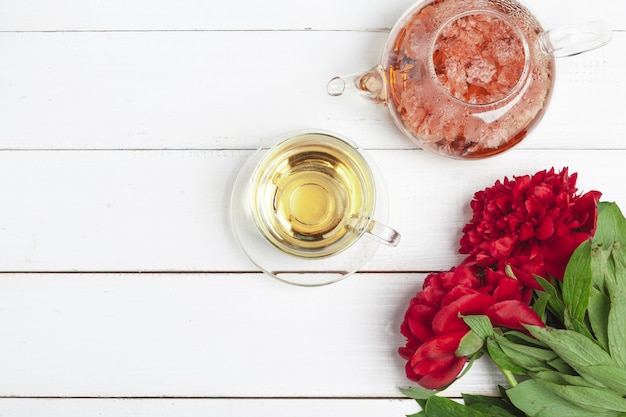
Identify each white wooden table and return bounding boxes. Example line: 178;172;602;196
0;0;624;415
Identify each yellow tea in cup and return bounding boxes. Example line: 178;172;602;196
250;133;375;258
231;130;400;285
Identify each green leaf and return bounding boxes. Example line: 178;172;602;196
591;244;614;294
588;286;610;350
563;308;595;340
487;338;525;374
468;404;519;417
534;275;565;321
590;203;626;296
416;399;428;412
531;370;602;388
497;346;550;372
497;336;558;362
462;315;494;339
407;400;426;417
563;239;593;323
532;291;550;323
400;386;438;400
502;348;547;372
507;379;614;417
608;245;626;287
456;330;485;357
424;396;492;417
536;379;626;413
502;330;548;348
578;365;626;395
608;244;626;367
526;326;613;369
545;357;575;375
594;202;626;250
494;335;556;372
462;394;510;408
462;394;526;417
608;299;626;367
610;242;626;278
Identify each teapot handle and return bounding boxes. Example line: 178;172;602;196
539;21;612;58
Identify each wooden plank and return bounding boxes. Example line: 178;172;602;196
0;0;623;31
0;398;420;417
0;149;624;273
0;31;623;150
0;31;393;150
0;272;506;398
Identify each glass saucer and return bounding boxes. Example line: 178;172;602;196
230;130;394;286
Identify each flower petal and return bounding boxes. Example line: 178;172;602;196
486;299;545;330
535;216;555;240
409;329;469;387
432;294;494;334
414;357;467;390
441;286;480;307
412;353;459;376
489;236;516;260
410;330;469;365
407;317;435;343
492;277;523;302
572;191;601;233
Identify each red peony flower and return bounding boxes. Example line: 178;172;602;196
405;330;468;390
399;266;543;389
459;167;601;289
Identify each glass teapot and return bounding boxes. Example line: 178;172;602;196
328;0;611;159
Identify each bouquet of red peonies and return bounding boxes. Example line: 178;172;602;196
399;167;626;416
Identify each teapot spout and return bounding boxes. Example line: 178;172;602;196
327;66;387;103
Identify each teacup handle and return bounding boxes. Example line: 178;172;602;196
367;220;401;247
539;21;612;58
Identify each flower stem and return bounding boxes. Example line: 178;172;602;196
501;369;518;388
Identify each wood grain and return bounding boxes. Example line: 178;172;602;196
0;272;506;398
0;32;623;150
0;398;420;417
0;0;623;31
0;149;624;272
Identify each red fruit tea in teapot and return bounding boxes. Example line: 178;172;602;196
384;0;554;158
329;0;610;158
432;13;526;105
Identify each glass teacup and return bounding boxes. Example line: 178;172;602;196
231;130;400;286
